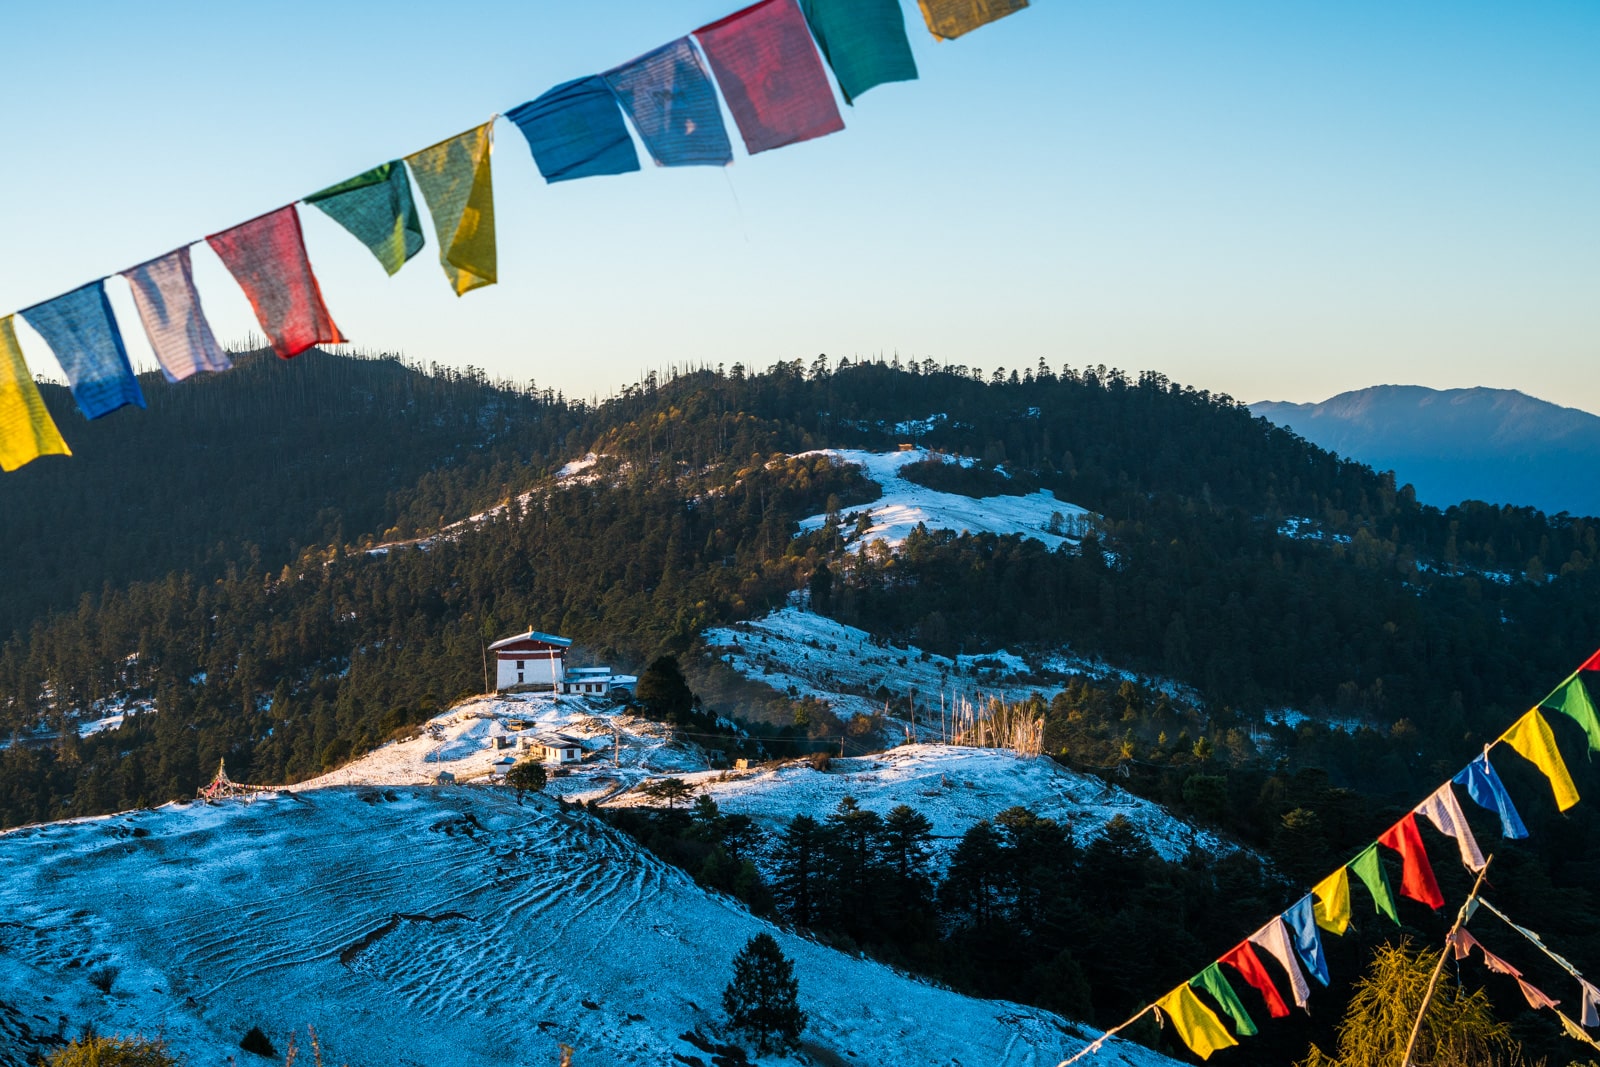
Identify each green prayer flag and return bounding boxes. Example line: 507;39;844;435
799;0;918;105
1543;676;1600;752
1350;844;1399;925
304;161;424;276
1192;963;1257;1037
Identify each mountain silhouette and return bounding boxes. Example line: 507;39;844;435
1253;385;1600;516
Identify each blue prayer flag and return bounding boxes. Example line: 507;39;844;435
1453;754;1529;839
20;282;144;419
1283;895;1330;986
605;38;733;168
507;76;641;183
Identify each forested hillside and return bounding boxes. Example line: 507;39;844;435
0;348;581;636
5;354;1600;829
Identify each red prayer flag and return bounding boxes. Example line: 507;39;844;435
1582;649;1600;672
1377;813;1445;910
696;0;845;155
1220;940;1289;1018
207;206;345;359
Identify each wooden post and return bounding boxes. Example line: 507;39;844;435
1402;855;1494;1067
482;642;490;695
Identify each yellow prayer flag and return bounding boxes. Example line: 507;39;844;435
1499;708;1579;811
916;0;1028;41
0;315;70;472
405;123;497;296
1155;984;1238;1059
1312;867;1351;935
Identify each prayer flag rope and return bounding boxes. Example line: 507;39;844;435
1056;650;1600;1066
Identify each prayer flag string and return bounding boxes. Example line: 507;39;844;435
1055;648;1600;1066
0;0;1027;469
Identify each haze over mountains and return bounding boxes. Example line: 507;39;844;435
1253;386;1600;518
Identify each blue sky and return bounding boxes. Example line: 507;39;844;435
0;1;1595;410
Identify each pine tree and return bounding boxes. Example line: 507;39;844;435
774;815;823;927
722;932;807;1055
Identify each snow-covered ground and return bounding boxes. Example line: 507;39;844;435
608;744;1228;864
795;449;1090;552
295;692;1223;864
295;692;708;805
0;785;1178;1067
706;606;1056;726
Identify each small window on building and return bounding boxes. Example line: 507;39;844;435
516;660;525;670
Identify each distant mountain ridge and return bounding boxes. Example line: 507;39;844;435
1252;385;1600;517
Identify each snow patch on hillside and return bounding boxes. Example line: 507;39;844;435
705;607;1200;726
77;694;156;738
0;787;1179;1067
795;449;1090;552
297;691;708;802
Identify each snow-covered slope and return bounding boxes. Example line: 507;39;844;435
608;744;1227;864
292;692;1224;863
795;449;1090;551
705;606;1200;729
0;786;1178;1067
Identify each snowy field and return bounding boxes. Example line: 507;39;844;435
608;743;1229;864
794;449;1091;552
0;785;1179;1067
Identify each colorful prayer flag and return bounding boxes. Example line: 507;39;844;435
1192;964;1257;1037
916;0;1029;41
1312;868;1351;935
207;206;345;359
406;125;498;296
1221;941;1289;1018
696;0;845;155
1283;896;1331;986
1500;709;1580;811
605;38;733;168
1581;979;1600;1027
1448;928;1483;962
1416;783;1487;872
1350;844;1400;925
1454;754;1530;839
121;247;231;383
1519;977;1561;1011
799;0;917;105
304;161;424;276
0;315;70;471
506;76;641;183
1155;984;1238;1060
1377;813;1445;910
1249;918;1312;1009
20;281;145;418
1542;676;1600;752
1581;649;1600;672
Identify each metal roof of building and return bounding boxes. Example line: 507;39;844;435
488;630;573;651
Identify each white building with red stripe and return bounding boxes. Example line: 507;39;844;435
489;630;572;691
